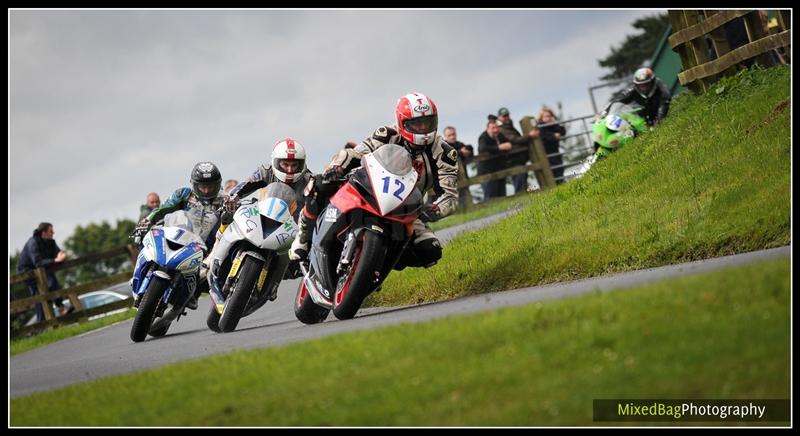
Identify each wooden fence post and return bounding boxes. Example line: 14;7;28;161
519;116;555;190
686;10;713;92
33;267;55;321
669;10;702;94
456;159;473;212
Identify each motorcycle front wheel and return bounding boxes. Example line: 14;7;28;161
332;230;385;320
218;256;263;333
130;276;169;342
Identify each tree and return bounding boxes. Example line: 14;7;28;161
62;219;137;287
598;13;671;81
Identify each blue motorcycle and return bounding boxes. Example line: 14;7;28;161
129;211;206;342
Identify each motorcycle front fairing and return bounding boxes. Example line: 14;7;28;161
207;183;299;310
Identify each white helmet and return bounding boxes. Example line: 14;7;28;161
271;138;307;183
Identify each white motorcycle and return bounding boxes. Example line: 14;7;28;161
205;182;299;333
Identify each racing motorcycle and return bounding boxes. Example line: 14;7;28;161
129;210;206;342
294;143;424;324
573;101;649;178
205;182;299;333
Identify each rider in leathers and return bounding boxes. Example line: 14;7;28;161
289;92;460;270
203;138;312;302
132;161;225;310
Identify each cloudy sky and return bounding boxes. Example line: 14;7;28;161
9;8;664;255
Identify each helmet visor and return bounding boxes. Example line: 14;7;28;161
403;115;438;135
635;81;654;96
194;181;220;199
273;158;304;174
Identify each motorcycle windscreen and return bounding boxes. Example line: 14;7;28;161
254;182;299;250
606;101;643;118
362;144;419;216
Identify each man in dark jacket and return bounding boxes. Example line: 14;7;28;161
497;107;535;194
610;67;672;127
443;126;474;165
478;118;512;200
17;222;67;322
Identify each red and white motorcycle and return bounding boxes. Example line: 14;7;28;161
294;144;423;323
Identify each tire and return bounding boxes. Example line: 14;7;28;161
206;301;222;333
294;277;330;324
218;256;262;333
332;231;385;320
130;276;169;342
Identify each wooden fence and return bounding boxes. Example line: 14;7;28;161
456;115;597;209
668;9;791;93
10;244;139;338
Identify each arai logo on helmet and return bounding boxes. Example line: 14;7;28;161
414;104;430;113
197;162;215;177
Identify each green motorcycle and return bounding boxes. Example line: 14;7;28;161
575;102;649;177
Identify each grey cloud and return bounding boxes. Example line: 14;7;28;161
10;9;662;254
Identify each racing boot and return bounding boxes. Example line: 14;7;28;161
289;211;314;261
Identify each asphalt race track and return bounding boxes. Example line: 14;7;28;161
10;210;789;399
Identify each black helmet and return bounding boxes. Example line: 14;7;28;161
190;161;222;201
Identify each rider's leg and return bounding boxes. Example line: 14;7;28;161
393;219;442;270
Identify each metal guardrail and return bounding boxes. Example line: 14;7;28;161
10;244;139;337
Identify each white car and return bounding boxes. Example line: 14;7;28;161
25;290;130;326
74;290;130;320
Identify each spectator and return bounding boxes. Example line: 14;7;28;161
443;126;475;206
497;107;535;194
223;179;239;194
478;117;512;200
533;106;567;185
138;192;161;221
16;222;68;322
443;126;474;164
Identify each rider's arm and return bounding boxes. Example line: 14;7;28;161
430;139;460;219
228;166;269;199
146;187;190;224
329;126;395;172
654;81;672;124
613;88;636;106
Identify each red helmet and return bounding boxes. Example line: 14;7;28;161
395;92;438;153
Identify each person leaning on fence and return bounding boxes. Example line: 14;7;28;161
443;126;475;207
443;126;474;165
477;116;512;201
138;192;161;221
16;222;69;322
531;106;567;185
496;107;536;194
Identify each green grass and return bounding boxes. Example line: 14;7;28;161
369;65;790;307
11;309;137;356
430;192;534;231
10;257;789;426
